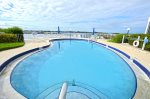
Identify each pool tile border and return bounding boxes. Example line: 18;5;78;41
107;45;150;79
133;59;150;78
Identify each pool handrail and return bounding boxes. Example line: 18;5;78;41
58;82;68;99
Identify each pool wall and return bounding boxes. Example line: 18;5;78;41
0;38;149;99
1;38;149;78
108;45;150;79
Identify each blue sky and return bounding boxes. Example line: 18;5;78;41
0;0;150;33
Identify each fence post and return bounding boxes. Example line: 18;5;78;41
122;35;125;44
142;37;149;50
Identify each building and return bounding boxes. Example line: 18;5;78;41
145;17;150;34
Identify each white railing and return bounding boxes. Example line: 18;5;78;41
23;33;115;42
24;33;93;41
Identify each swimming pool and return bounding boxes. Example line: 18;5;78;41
11;39;136;99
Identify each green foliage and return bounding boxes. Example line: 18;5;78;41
5;27;23;34
0;28;4;32
145;43;150;51
0;27;24;51
112;33;121;34
128;34;150;51
0;42;25;51
0;34;18;43
0;27;24;42
110;34;150;51
109;34;128;43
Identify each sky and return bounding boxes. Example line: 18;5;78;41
0;0;150;33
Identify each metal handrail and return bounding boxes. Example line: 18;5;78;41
58;82;68;99
35;81;110;99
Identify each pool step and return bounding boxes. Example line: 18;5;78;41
35;81;110;99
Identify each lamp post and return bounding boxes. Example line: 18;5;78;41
127;28;130;34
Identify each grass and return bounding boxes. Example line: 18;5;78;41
0;42;25;51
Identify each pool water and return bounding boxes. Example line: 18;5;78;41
11;40;136;99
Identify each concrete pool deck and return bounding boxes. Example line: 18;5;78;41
0;39;50;66
0;38;150;99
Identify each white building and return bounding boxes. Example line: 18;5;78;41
145;17;150;34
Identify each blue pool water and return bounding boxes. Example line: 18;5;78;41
11;40;136;99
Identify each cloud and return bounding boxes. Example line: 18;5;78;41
0;0;150;33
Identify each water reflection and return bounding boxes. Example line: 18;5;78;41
58;41;61;50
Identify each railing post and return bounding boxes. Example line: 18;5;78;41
122;35;125;44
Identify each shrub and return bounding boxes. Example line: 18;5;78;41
5;27;23;34
0;28;4;32
109;34;129;43
128;34;150;51
0;27;24;42
109;34;150;51
0;34;18;43
145;43;150;51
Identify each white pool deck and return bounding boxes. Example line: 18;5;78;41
0;38;150;99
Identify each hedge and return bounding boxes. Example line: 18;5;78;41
0;27;23;34
109;34;129;43
0;34;18;43
109;34;150;51
128;34;150;51
0;27;24;42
